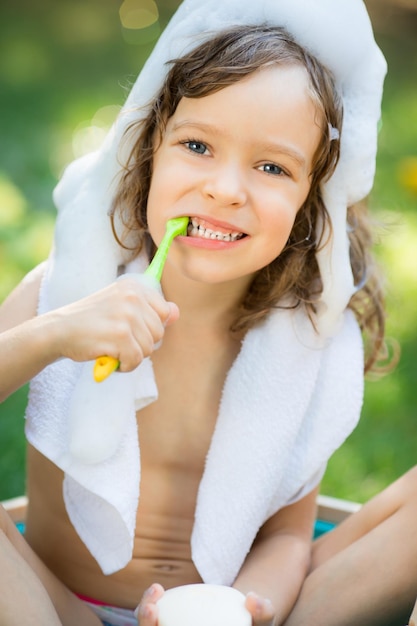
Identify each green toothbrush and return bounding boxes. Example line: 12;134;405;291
94;216;189;382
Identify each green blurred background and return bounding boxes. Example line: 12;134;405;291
0;0;416;503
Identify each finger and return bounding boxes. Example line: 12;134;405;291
137;583;165;608
135;584;165;625
120;274;170;320
138;305;168;344
245;592;275;625
115;276;174;342
115;307;165;369
116;275;169;322
114;321;159;372
135;602;158;625
164;302;180;327
120;287;170;341
116;345;144;373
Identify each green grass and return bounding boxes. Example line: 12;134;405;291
1;2;417;503
0;387;28;499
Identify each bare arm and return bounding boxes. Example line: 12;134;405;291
0;263;51;400
0;263;46;333
0;264;179;403
233;486;319;626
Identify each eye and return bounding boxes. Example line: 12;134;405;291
183;140;208;155
259;163;286;176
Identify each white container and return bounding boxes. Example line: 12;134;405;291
157;584;252;626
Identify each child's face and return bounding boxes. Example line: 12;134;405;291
147;63;322;288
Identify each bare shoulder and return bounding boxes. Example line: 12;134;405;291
0;262;46;332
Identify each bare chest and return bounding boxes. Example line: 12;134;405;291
136;328;241;511
137;324;239;460
139;335;234;482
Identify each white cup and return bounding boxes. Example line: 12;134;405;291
157;584;252;626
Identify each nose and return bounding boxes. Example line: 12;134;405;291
202;161;247;207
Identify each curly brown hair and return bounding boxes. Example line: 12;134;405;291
111;25;386;372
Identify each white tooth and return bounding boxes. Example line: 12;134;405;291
188;221;244;241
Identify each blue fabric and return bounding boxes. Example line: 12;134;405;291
313;519;336;538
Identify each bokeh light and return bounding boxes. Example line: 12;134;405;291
0;175;27;227
119;0;159;29
398;156;417;195
119;0;161;45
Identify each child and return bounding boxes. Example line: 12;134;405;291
0;0;389;624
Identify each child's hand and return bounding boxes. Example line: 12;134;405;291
48;277;179;369
135;583;165;625
245;591;275;626
135;585;275;626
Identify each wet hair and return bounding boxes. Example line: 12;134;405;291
111;24;386;372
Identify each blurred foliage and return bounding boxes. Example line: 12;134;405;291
0;0;416;502
321;2;417;502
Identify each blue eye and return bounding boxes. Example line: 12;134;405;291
185;140;208;155
261;163;285;176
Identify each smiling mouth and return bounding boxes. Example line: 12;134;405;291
187;217;246;242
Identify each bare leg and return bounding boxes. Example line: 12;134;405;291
0;504;101;626
409;598;417;626
284;466;417;626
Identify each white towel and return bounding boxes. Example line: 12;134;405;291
192;306;363;584
25;261;363;582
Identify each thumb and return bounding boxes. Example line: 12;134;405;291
165;302;180;326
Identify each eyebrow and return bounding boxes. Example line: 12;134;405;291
171;119;307;170
171;120;219;135
255;141;307;170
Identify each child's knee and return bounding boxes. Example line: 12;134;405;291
0;503;22;543
380;466;417;517
405;464;417;483
400;466;417;501
0;504;10;533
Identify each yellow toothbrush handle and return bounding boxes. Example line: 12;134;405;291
93;355;119;382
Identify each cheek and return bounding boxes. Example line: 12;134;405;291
260;206;298;261
273;182;311;238
266;200;298;238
